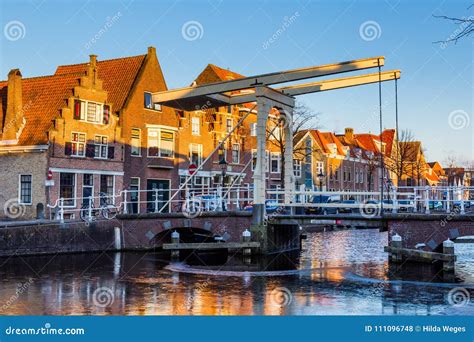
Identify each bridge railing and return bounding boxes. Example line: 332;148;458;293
47;185;254;222
266;185;473;215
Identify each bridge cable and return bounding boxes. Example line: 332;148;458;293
378;59;385;213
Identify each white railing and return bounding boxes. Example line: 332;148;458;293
46;185;473;221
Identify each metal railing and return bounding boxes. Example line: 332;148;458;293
46;185;473;221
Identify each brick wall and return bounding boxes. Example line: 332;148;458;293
0;151;48;220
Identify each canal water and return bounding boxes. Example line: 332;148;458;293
0;229;473;315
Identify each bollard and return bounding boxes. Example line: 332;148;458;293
390;233;403;263
242;229;252;256
59;198;65;223
171;230;180;259
442;239;455;272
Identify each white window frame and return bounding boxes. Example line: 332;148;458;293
189;143;203;165
226;118;233;133
191;117;200;136
100;174;116;205
231;143;240;164
316;161;324;176
78;100;104;124
270;152;281;173
131;128;141;156
129;177;141;214
293;159;302;178
59;172;77;208
147;129;175;158
18;174;32;205
71;132;86;157
250;123;257;137
94;135;108;159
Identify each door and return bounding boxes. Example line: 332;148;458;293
82;174;93;207
147;179;170;213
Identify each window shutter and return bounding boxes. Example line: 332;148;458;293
65;142;72;156
103;105;110;125
107;146;115;159
73;100;81;120
86;144;95;158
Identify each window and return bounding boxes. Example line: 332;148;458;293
94;135;108;159
131;128;141;156
71;132;86;157
293;160;302;177
251;150;269;172
252;150;257;171
73;100;108;124
129;177;140;214
189;143;202;165
271;152;281;173
60;173;76;206
82;174;94;206
316;161;324;175
250;123;257;137
232;144;240;164
100;175;114;204
148;129;175;158
144;92;161;111
192;117;200;135
19;175;32;204
226;118;233;133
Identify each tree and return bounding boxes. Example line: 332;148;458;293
385;129;419;186
266;101;321;185
434;6;474;45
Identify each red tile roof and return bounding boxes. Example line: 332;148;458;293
0;74;80;145
1;55;146;146
55;55;146;112
380;129;395;156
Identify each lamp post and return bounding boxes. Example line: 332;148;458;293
219;158;227;211
317;172;324;203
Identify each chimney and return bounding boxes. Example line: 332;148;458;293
88;55;98;84
2;69;23;141
147;46;156;56
344;127;354;140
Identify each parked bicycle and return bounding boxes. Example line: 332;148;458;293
80;192;118;222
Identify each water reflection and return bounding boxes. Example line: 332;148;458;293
0;229;472;315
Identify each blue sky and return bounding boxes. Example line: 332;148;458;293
0;0;472;163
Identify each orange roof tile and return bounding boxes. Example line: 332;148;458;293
55;54;146;112
1;55;145;146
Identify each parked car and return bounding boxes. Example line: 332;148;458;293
243;200;282;214
398;200;415;212
339;200;360;214
453;200;472;210
305;195;340;215
428;200;443;211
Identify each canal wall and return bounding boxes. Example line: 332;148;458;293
386;213;474;251
0;212;253;257
0;220;118;257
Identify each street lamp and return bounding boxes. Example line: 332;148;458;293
219;158;227;211
317;172;324;203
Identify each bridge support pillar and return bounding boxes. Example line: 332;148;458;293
442;239;455;272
